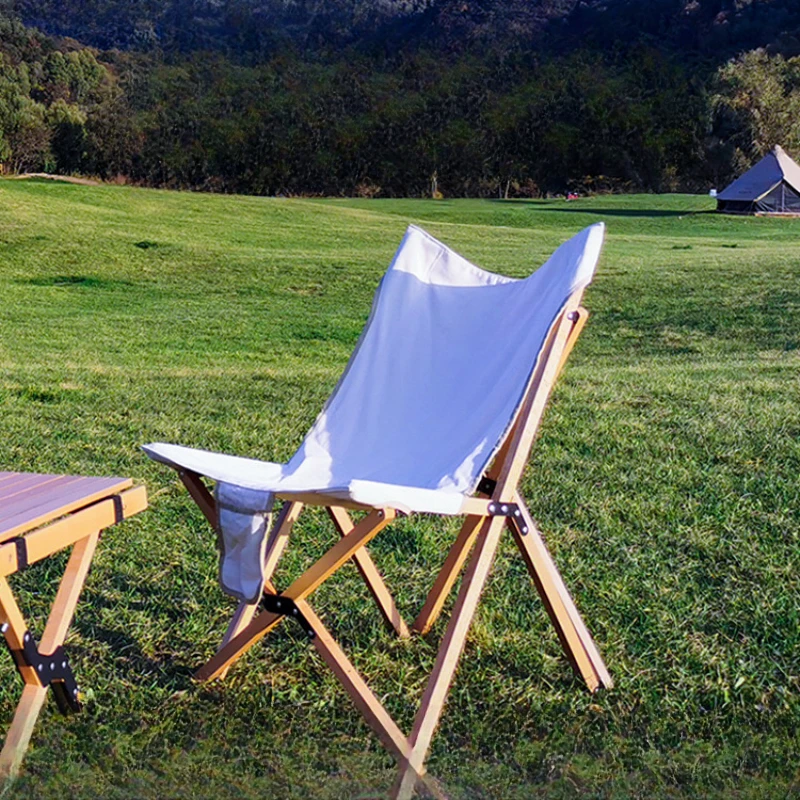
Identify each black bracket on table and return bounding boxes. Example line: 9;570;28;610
11;537;28;572
112;493;125;524
261;594;316;640
486;501;528;534
1;624;81;714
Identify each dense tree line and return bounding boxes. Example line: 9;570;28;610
0;1;799;195
0;16;115;172
11;0;800;62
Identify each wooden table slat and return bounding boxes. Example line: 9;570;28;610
0;473;45;491
0;473;133;542
0;475;88;509
0;474;69;503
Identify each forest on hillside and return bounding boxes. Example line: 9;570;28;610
1;0;800;196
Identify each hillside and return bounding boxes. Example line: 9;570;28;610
0;179;798;798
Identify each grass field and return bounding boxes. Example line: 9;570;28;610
0;180;798;799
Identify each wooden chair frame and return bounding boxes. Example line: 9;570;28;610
174;289;611;799
0;481;147;784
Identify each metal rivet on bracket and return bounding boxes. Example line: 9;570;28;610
3;631;82;714
485;501;529;534
261;594;316;640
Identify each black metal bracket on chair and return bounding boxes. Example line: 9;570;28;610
1;624;81;714
486;501;528;534
261;594;316;640
477;476;497;496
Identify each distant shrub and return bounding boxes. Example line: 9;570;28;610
354;180;381;198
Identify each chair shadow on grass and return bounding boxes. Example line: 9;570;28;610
70;574;202;689
71;615;197;689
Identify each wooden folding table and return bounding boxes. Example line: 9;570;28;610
0;471;147;784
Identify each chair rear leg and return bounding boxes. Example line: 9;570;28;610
328;507;410;638
393;515;506;800
411;514;484;635
509;495;612;691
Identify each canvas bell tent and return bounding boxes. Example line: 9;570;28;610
717;145;800;214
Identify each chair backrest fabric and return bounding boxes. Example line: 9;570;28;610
284;223;605;494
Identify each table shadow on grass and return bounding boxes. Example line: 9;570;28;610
71;571;204;689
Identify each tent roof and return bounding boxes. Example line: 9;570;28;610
718;145;800;202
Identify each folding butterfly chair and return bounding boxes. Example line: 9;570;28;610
144;223;612;799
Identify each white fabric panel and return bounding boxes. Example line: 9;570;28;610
215;482;274;603
143;222;605;516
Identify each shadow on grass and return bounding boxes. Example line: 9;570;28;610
531;206;715;218
23;275;133;289
71;619;197;689
70;573;205;688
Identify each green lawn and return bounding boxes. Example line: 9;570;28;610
0;180;798;799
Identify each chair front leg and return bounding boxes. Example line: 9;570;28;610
411;514;485;635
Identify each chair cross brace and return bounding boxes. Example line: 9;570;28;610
1;625;80;714
261;593;316;639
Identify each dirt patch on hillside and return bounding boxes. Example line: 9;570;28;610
14;173;103;186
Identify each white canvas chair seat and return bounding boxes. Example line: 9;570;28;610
144;223;603;515
143;443;467;515
143;222;611;800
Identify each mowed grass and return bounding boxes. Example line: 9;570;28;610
0;180;798;799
